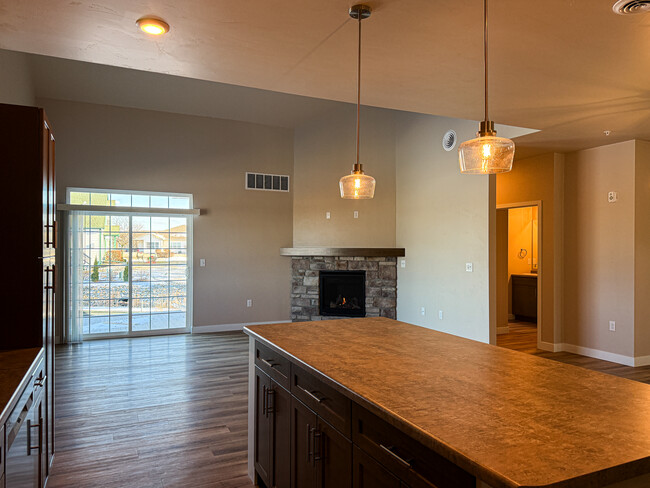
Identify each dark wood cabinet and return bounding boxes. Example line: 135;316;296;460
291;396;318;488
0;103;56;486
255;366;291;488
353;446;400;488
252;340;474;488
255;368;272;486
512;274;537;322
317;419;352;488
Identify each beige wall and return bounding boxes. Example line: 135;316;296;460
293;105;396;247
635;140;650;357
0;50;34;106
41;98;294;330
395;112;493;344
564;141;635;357
497;153;557;344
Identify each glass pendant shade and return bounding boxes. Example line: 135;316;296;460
459;134;515;174
339;167;375;199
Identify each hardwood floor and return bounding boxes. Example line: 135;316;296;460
498;321;650;384
49;332;254;488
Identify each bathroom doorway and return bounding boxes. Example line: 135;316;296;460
496;202;542;351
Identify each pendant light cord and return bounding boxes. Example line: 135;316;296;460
484;0;489;122
356;13;362;166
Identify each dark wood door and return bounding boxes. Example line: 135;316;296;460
271;381;291;488
353;446;400;488
255;367;272;487
291;396;318;488
317;420;352;488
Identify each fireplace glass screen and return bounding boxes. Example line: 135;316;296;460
319;271;366;317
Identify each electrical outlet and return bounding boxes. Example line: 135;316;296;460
400;259;406;268
608;192;618;203
609;320;616;331
420;307;426;316
199;258;206;267
247;299;253;308
438;310;443;320
466;263;473;272
353;210;359;219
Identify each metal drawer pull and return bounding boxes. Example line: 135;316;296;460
260;358;277;369
313;430;322;464
262;385;267;416
27;419;42;455
380;444;412;468
266;388;275;415
297;384;324;403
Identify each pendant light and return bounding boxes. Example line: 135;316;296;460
340;4;376;199
458;0;515;174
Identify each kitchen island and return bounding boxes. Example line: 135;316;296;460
245;317;650;488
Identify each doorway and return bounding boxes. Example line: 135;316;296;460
496;202;541;350
64;188;194;339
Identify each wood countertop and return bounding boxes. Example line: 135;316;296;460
0;347;43;424
245;317;650;488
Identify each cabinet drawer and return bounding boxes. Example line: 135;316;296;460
255;341;290;390
352;403;475;488
291;365;351;437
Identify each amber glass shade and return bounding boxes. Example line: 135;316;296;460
339;171;376;199
458;135;515;174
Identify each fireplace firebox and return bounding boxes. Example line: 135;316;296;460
319;271;366;317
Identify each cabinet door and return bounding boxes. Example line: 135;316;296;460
270;382;291;488
353;446;400;488
291;396;318;488
317;420;352;488
255;367;272;487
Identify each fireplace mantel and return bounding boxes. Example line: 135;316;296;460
280;247;405;257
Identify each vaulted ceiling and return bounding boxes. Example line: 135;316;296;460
1;0;649;157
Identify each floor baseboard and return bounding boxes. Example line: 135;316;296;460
193;320;291;334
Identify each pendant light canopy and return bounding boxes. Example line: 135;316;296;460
340;4;375;199
458;0;515;174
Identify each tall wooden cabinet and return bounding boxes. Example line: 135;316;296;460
0;103;56;484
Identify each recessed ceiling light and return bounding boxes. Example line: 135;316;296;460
136;17;170;36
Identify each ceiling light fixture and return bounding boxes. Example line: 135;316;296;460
340;4;375;200
136;17;170;36
458;0;515;174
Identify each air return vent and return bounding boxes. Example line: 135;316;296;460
612;0;650;14
246;172;290;192
442;130;457;151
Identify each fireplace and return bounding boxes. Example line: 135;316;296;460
319;271;366;317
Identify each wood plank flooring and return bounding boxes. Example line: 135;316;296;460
48;332;254;488
498;322;650;384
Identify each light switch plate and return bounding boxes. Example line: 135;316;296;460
353;210;359;219
199;259;206;267
326;211;331;220
400;259;406;268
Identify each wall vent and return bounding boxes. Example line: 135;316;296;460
442;130;457;151
246;172;290;192
612;0;650;14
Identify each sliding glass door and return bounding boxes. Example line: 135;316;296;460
66;189;193;339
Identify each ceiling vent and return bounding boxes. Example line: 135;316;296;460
612;0;650;14
442;130;457;151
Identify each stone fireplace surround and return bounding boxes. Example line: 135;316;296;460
281;248;404;322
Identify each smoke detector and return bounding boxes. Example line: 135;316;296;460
442;130;457;151
612;0;650;14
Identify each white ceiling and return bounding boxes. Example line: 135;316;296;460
1;0;649;157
